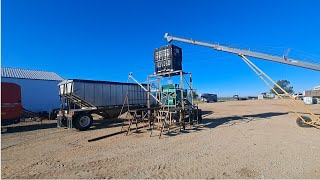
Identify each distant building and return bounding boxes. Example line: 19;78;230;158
314;85;320;91
260;92;275;98
1;67;64;113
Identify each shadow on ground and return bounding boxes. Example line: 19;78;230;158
1;118;124;134
88;118;123;131
2;121;57;134
90;111;290;140
201;110;214;118
201;112;289;129
2;112;289;138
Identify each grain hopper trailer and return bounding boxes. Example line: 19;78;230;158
57;79;153;130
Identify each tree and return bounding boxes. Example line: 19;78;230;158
270;80;294;95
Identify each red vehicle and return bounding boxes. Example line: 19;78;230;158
1;82;23;125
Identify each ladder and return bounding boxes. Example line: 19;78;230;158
60;93;96;109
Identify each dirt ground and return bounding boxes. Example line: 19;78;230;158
1;99;320;179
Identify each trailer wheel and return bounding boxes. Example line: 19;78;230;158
73;114;93;131
49;110;58;120
296;116;312;127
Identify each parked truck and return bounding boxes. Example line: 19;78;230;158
57;79;153;130
200;93;217;102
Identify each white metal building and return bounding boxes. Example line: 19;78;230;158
1;67;64;113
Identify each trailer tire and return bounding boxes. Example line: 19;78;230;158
49;110;58;120
73;114;93;131
296;116;312;128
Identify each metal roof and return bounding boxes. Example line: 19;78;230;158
1;67;64;81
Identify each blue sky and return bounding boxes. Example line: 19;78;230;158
2;0;320;96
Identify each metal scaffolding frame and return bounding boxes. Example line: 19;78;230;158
121;71;201;138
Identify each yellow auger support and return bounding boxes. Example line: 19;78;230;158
239;54;320;129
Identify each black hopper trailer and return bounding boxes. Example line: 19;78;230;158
57;79;153;131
